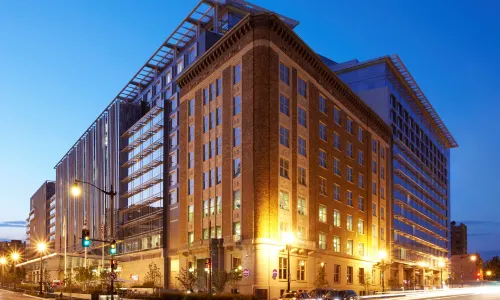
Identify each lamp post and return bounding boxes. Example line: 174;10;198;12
282;232;295;293
418;261;428;289
37;242;47;295
11;252;20;291
460;254;476;288
0;257;6;288
378;250;387;293
438;260;445;289
72;180;117;297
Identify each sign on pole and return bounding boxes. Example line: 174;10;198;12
272;269;278;280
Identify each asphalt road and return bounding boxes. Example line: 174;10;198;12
369;287;500;300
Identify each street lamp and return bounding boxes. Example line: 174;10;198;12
460;254;476;288
486;270;492;279
11;251;20;291
438;260;445;289
419;261;428;289
0;257;6;287
282;232;295;293
378;250;387;293
37;242;47;295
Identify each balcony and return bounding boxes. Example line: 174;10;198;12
122;155;163;184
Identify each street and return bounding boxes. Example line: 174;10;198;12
362;286;500;300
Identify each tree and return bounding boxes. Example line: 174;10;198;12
176;267;197;292
359;273;372;294
227;268;242;293
484;256;500;280
211;269;228;294
74;267;94;290
99;269;110;291
314;266;329;288
143;261;162;288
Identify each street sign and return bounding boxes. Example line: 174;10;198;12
109;272;117;281
272;269;278;280
243;269;250;278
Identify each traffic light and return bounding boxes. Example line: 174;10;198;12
111;259;117;270
109;240;117;255
82;229;91;248
477;272;481;280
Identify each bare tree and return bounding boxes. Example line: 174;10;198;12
176;267;197;292
314;266;329;288
143;261;162;288
211;269;228;294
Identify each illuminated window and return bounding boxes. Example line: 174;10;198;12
333;210;341;227
318;232;326;250
319;205;327;223
233;158;241;177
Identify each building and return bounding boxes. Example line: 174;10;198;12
331;56;458;289
450;253;481;284
31;1;394;296
451;221;467;255
0;240;24;257
27;181;55;252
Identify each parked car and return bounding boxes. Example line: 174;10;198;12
279;291;312;299
309;288;336;298
324;290;359;300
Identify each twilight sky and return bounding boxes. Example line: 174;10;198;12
0;0;499;258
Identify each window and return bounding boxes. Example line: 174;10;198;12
381;147;386;159
372;161;377;174
347;118;353;134
166;70;172;84
216;107;222;126
216;166;222;184
347;215;353;231
347;240;353;256
297;260;306;281
188;178;194;195
210;111;216;129
372;182;377;195
381;166;385;179
381;227;385;240
188;152;194;169
372;139;378;153
188;99;195;116
233;96;241;115
203;172;209;190
333;210;341;227
297;226;306;240
188;232;194;245
334;106;341;125
318;149;327;168
280;126;289;147
176;58;184;74
358;173;364;189
233;64;241;84
216;77;222;96
358;219;364;234
334;132;340;150
203;88;209;105
216;196;222;215
358;244;365;257
233;190;241;210
297;197;306;216
210;198;215;215
298;77;307;97
381;206;385;219
319;95;327;114
318;232;326;249
280;158;290;179
279;257;288;280
187;47;196;64
233;127;241;147
279;190;289;210
358;127;364;143
334;184;340;201
298;166;307;186
203;143;209;161
334;158;341;176
203;115;209;133
333;264;341;283
298;107;307;128
319;177;327;196
279;94;289;116
188;125;194;142
372;224;377;238
188;205;194;222
347;166;353;183
233;158;241;177
319;205;327;223
233;221;241;236
358;196;364;211
210;83;216;102
372;203;377;216
298;137;307;156
201;200;208;218
347;190;353;206
381;187;385;200
319;122;327;141
347;142;353;158
217;136;222;155
279;62;289;85
358;150;364;165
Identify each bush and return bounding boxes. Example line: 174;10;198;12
54;286;83;293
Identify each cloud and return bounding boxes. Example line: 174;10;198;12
469;233;493;237
0;220;27;228
456;220;498;226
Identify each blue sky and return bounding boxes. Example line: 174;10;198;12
0;1;499;258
